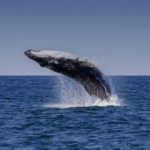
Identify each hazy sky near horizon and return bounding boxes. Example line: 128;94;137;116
0;0;150;75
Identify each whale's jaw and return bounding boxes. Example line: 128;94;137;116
25;49;111;101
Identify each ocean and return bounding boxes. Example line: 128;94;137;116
0;76;150;150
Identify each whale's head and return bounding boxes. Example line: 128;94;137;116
25;49;57;69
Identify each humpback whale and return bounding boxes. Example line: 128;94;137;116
25;49;111;100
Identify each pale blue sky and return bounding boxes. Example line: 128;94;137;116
0;0;150;75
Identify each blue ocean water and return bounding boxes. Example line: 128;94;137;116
0;76;150;150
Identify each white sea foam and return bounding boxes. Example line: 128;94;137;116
43;95;121;109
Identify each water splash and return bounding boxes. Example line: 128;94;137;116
43;95;120;108
43;76;121;108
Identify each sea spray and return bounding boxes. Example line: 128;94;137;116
43;76;121;108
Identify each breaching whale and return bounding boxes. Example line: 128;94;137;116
25;49;111;101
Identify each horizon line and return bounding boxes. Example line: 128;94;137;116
0;74;150;76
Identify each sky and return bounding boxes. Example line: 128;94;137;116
0;0;150;75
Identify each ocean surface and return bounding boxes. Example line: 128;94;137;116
0;76;150;150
